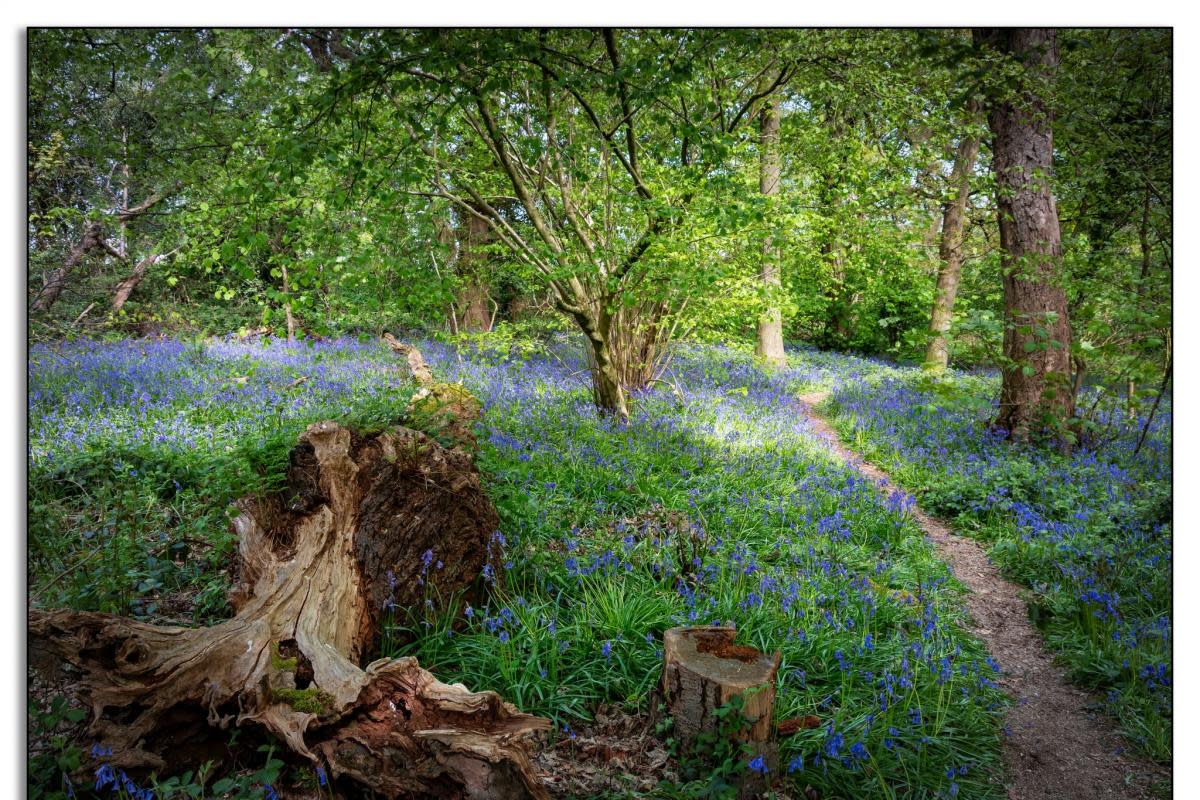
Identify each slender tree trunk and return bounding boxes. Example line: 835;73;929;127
33;221;108;313
924;116;981;371
35;186;172;314
1128;191;1154;419
119;129;130;259
755;90;787;367
976;28;1075;443
281;262;297;342
110;254;158;314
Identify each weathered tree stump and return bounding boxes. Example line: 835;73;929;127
384;332;481;450
661;626;780;758
29;346;550;799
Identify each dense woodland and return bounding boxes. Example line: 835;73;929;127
28;28;1171;800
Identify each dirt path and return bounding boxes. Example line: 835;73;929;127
796;391;1169;800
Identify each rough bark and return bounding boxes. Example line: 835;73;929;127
29;347;550;799
661;627;779;751
924;118;981;371
755;90;787;367
976;28;1075;441
459;205;495;332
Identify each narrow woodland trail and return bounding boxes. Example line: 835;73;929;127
795;392;1169;800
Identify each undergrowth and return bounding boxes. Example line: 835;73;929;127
818;358;1171;763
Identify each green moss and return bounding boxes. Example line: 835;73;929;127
271;687;333;714
270;641;298;673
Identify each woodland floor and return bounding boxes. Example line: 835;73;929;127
28;338;1171;800
797;391;1170;800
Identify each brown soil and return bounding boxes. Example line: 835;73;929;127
796;391;1170;800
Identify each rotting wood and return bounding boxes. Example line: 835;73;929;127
662;627;779;747
384;332;481;450
29;345;550;799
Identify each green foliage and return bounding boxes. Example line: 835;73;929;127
28;696;87;800
824;361;1171;763
657;695;755;800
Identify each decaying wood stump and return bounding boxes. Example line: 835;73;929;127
384;331;481;450
661;626;780;753
29;346;550;799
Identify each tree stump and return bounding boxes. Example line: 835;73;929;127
661;626;780;761
29;346;550;799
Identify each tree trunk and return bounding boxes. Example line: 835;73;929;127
34;186;172;314
755;91;787;367
460;283;493;332
29;346;550;799
1128;190;1154;419
578;311;630;420
110;254;159;314
32;221;108;313
281;262;297;342
459;204;494;332
924;117;981;372
976;28;1075;442
661;627;780;792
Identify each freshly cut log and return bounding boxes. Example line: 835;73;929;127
661;626;780;749
29;345;550;799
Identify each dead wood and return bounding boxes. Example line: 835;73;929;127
384;332;481;450
29;346;550;799
661;626;780;788
110;253;161;314
661;627;780;796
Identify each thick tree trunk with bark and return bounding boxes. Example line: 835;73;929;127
584;321;630;420
459;204;495;332
976;28;1075;441
29;345;550;799
924;120;981;371
755;91;787;367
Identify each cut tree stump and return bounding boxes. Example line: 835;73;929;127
29;344;550;799
661;626;780;773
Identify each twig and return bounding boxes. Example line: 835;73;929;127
1133;351;1171;456
72;303;96;326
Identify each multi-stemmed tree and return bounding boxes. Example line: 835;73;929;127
331;29;797;417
